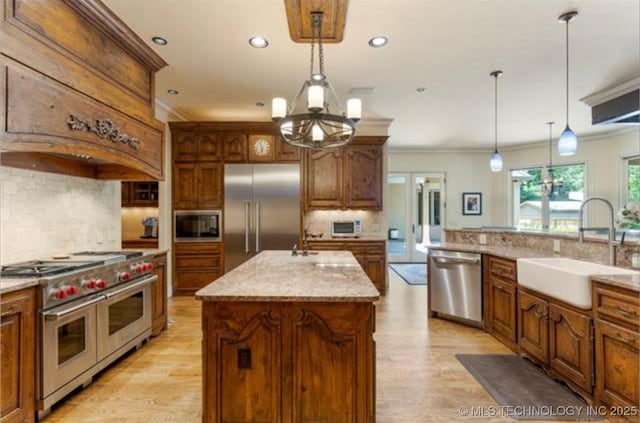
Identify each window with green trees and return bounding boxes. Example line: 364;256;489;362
627;156;640;203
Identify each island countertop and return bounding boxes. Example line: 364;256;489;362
195;250;380;302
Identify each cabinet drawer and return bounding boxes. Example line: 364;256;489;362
175;255;221;270
175;271;221;291
308;242;345;251
345;242;385;255
174;243;222;256
489;256;517;282
593;284;639;328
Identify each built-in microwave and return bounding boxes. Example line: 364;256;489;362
174;210;221;242
331;220;362;238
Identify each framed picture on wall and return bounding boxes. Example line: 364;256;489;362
462;192;482;215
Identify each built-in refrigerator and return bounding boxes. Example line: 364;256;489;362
224;164;300;272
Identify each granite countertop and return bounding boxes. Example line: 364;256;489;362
195;250;380;302
591;274;640;292
308;235;387;242
431;242;640;292
0;277;42;295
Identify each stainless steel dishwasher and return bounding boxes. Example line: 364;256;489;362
429;250;482;326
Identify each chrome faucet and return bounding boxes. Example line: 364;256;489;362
577;197;618;266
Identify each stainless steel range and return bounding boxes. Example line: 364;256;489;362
1;251;157;418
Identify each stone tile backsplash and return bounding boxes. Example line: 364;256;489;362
304;210;387;237
0;166;121;264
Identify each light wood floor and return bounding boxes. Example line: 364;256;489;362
43;271;589;422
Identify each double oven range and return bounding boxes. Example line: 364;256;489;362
1;251;156;418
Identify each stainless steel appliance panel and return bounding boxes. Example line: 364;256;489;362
252;165;300;252
224;164;300;272
430;250;482;324
224;164;255;272
174;210;221;242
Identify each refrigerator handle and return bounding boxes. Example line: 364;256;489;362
244;201;251;253
255;201;261;253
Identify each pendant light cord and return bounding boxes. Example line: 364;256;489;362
548;122;554;168
494;73;498;153
565;18;570;125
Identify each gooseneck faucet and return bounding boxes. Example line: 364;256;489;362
577;197;618;266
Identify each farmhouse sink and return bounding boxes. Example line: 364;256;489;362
516;258;638;309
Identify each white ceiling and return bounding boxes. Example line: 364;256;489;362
103;0;639;149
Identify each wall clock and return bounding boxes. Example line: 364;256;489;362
248;135;275;162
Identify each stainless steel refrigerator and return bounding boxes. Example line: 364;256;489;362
224;164;300;272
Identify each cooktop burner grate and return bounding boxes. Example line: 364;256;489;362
73;251;143;259
0;260;96;278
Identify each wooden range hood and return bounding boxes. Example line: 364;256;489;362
284;0;348;43
0;0;167;181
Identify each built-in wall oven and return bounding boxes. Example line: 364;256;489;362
174;210;221;242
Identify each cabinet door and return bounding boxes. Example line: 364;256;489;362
197;163;223;209
1;289;36;423
489;277;518;348
121;182;131;206
173;132;200;162
275;136;301;162
518;289;549;365
198;132;222;162
305;149;343;209
173;163;198;209
549;303;593;393
363;255;386;295
223;132;248;163
202;303;282;423
595;320;639;409
151;255;167;336
174;270;221;296
344;146;382;210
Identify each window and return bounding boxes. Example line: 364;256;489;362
624;156;640;203
511;163;585;233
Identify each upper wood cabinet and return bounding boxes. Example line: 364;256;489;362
174;132;222;162
304;137;387;211
0;0;167;180
173;163;222;210
276;136;301;162
122;181;159;207
222;133;248;163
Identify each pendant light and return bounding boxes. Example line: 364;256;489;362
558;11;578;156
542;122;563;196
489;70;503;172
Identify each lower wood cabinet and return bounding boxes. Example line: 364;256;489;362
202;301;375;423
593;282;639;415
308;241;387;295
518;288;594;396
151;253;168;336
173;243;223;296
484;256;518;350
1;287;36;423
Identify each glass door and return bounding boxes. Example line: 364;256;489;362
387;174;411;261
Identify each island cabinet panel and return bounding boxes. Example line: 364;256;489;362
593;282;639;413
518;289;549;364
202;301;375;423
151;253;168;336
0;288;36;423
304;149;344;208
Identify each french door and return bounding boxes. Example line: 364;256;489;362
387;172;446;262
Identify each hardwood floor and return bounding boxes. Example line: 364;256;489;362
43;270;589;422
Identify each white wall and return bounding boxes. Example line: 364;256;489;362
0;166;121;264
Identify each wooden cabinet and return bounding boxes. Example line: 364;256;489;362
174;243;223;296
308;241;387;295
304;137;387;210
0;0;167;180
121;181;159;207
1;287;36;423
151;253;168;336
518;287;594;396
172;163;222;209
275;136;301;162
174;132;221;162
593;282;639;414
202;300;375;423
222;132;248;163
484;256;518;350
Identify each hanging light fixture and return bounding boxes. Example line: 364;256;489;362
489;70;503;172
558;11;578;156
542;121;563;196
272;12;361;148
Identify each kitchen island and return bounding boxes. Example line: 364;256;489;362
196;250;379;423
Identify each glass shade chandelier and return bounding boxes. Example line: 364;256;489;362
542;121;563;196
558;11;578;156
489;70;503;172
272;12;361;148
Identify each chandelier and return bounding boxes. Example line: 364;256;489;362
271;12;361;148
542;121;563;196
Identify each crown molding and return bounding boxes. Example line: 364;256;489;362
581;76;640;106
155;98;189;122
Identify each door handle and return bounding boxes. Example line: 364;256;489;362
255;201;261;253
43;295;105;321
244;201;251;253
412;224;415;234
432;257;480;265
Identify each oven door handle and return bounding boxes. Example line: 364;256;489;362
104;275;156;302
43;295;105;321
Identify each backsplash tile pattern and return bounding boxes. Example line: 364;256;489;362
0;166;121;264
304;210;386;238
445;229;639;268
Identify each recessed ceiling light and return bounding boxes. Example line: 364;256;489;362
255;102;265;107
249;36;269;48
416;87;426;93
167;89;179;95
152;36;168;46
368;36;388;48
